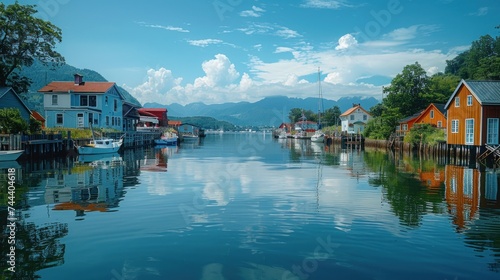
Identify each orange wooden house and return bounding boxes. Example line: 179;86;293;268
413;103;447;129
445;80;500;146
396;112;421;136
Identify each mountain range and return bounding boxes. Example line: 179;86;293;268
18;61;379;126
145;95;379;127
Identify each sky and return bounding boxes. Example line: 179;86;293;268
7;0;500;105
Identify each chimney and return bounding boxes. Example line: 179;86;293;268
74;74;84;85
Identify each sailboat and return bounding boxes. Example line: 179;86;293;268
76;123;124;155
311;67;325;143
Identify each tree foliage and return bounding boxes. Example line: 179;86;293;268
382;62;429;116
322;105;341;126
403;123;445;147
0;108;28;133
445;34;500;80
364;107;402;139
288;108;316;123
0;2;64;93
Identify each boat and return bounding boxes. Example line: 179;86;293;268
0;150;24;161
311;67;325;143
155;132;178;146
77;138;123;155
76;124;124;155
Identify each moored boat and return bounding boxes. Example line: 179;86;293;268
155;132;178;146
0;150;24;161
77;138;123;155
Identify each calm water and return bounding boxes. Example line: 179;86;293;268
2;133;500;280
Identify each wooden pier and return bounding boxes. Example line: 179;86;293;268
1;130;162;159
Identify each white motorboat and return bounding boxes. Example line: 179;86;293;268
0;150;24;161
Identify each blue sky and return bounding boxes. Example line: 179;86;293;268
8;0;499;105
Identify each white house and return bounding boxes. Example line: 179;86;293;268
339;104;372;134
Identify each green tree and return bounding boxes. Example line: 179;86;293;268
288;108;315;123
0;108;28;133
403;123;445;148
422;73;460;104
383;62;429;116
364;107;402;139
322;105;341;126
445;34;500;80
28;115;42;134
0;2;64;93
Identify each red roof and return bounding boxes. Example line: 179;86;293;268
138;108;168;113
38;82;115;93
31;110;45;121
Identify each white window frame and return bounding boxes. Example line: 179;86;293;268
56;113;63;125
437;121;442;128
430;110;434;119
465;118;474;144
467;95;472;106
52;95;58;105
487;118;499;145
451;120;459;133
402;124;408;131
455;97;460;107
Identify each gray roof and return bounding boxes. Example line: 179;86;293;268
466;80;500;105
446;80;500;108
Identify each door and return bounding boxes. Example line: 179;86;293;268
77;113;84;128
465;119;474;145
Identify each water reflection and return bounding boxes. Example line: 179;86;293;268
1;136;500;279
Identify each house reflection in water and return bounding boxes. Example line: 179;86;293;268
445;165;500;231
44;155;124;216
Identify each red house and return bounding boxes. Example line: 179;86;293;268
138;108;168;127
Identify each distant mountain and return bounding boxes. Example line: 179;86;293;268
145;95;379;126
17;60;141;113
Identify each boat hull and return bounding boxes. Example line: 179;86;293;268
77;145;121;155
154;138;177;146
0;150;24;161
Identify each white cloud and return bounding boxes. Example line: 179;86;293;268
301;0;352;9
238;23;301;39
275;47;294;53
194;54;240;88
140;23;189;33
187;39;223;47
384;25;439;41
124;68;182;105
469;7;488;16
335;34;358;50
240;6;265;17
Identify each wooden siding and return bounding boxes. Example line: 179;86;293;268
445;165;480;230
0;88;31;121
414;104;447;128
446;85;482;145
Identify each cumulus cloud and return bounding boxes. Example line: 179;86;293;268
194;54;240;88
124;67;182;104
335;34;358;50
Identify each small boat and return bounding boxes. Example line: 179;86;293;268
155;132;178;146
310;130;325;143
77;138;123;155
310;67;325;144
76;123;124;155
0;150;24;161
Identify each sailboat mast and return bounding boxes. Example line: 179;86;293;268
317;67;323;129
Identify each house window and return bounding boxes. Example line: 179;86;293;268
88;113;93;125
56;113;63;125
52;95;58;105
112;117;115;126
402;124;408;131
350;115;354;120
465;118;474;144
106;116;109;126
77;113;84;128
451;120;459;133
363;114;367;121
437;121;442;128
455;97;460;107
117;118;121;127
467;95;472;106
89;95;97;107
114;99;118;111
80;95;88;106
430;110;434;119
487;118;499;145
